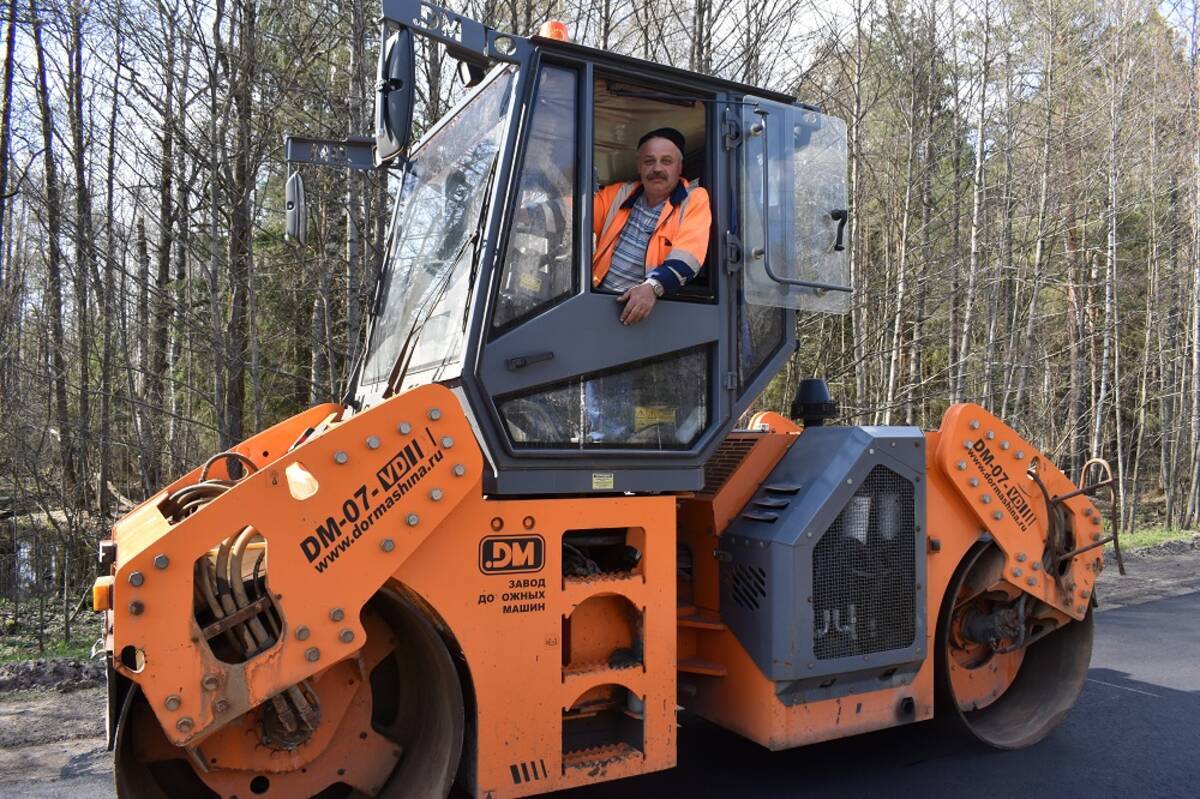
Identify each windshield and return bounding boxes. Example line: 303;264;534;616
360;69;515;389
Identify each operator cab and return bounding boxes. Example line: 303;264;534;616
285;0;850;495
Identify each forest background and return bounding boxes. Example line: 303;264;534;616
0;0;1197;654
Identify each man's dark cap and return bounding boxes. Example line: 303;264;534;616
638;127;685;153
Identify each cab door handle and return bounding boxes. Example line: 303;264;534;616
506;351;554;370
831;209;848;252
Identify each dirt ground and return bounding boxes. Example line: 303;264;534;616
0;536;1196;798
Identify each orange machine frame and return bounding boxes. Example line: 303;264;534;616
101;386;1102;798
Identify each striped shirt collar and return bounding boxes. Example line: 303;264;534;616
619;180;690;210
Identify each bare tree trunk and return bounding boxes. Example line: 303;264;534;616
955;1;990;404
31;0;78;497
848;0;868;423
98;2;124;517
67;0;95;509
0;0;15;283
884;45;918;425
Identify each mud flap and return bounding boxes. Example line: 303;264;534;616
106;656;132;752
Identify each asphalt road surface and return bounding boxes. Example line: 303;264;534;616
549;590;1200;799
2;590;1197;798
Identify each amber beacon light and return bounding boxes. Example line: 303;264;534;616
538;19;570;41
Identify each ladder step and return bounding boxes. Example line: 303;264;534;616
677;657;727;677
764;482;802;495
742;511;778;523
677;612;726;631
753;497;790;509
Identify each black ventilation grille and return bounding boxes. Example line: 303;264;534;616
812;466;916;660
700;436;757;495
510;759;549;785
728;562;767;611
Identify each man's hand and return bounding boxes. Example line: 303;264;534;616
618;282;657;325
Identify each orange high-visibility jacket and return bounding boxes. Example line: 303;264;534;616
592;179;711;293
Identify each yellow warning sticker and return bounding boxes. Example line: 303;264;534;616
592;472;614;490
518;272;542;293
634;405;676;431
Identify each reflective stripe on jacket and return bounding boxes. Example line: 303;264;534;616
592;179;710;293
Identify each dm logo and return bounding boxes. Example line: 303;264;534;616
479;535;544;575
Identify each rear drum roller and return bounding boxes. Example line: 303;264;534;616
935;543;1093;749
114;588;465;799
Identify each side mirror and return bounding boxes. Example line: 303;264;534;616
375;26;415;164
285;171;307;245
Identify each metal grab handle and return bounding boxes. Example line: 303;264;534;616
752;109;852;295
831;209;848;251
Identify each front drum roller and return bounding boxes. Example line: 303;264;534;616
935;542;1094;749
113;588;465;799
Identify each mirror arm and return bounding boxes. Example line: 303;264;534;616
380;0;530;65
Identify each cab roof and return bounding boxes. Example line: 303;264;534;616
530;35;798;106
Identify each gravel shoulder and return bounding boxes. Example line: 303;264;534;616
0;538;1196;799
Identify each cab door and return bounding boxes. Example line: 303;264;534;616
463;57;735;495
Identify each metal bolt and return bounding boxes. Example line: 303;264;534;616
956;460;967;471
334;451;349;464
1013;568;1023;577
963;440;973;449
213;699;231;714
1000;441;1010;450
981;494;991;504
201;674;221;691
398;422;412;435
1015;451;1025;460
969;477;980;487
1092;532;1102;541
1081;590;1090;599
366;436;381;450
153;554;169;570
406;513;419;527
1084;507;1093;516
846;478;853;485
1032;562;1041;571
428;408;442;421
441;436;454;448
1092;516;1101;525
339;629;355;644
806;531;813;538
128;601;144;616
176;717;194;734
330;608;345;622
1027;576;1037;586
453;464;466;477
295;626;310;641
993;511;1003;520
970;420;980;430
429;488;444;502
1017;553;1027;562
380;538;395;552
128;571;145;587
986;431;995;440
164;695;182;711
305;647;320;662
1077;605;1086;614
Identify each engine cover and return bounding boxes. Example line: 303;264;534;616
718;425;927;705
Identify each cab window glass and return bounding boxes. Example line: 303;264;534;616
592;78;711;298
498;346;710;450
739;297;785;390
492;66;577;331
362;70;514;389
